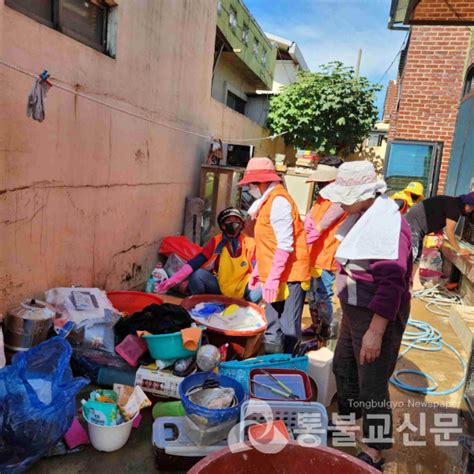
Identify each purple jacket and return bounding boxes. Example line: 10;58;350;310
336;218;413;320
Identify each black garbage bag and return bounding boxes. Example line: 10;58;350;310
114;303;193;342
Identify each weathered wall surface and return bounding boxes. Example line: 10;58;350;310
0;0;284;311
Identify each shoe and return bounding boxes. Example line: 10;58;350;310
356;452;385;471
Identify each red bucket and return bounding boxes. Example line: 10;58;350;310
107;291;163;315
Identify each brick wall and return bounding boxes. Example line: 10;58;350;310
382;80;398;123
411;0;474;25
387;25;470;192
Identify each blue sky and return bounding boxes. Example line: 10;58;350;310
245;0;407;115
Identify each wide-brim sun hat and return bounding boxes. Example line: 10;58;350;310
306;165;338;183
237;157;282;187
320;160;387;206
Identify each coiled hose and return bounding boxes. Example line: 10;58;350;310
390;319;467;395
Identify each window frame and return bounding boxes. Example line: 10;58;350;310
228;6;237;32
463;66;474;99
383;139;443;197
226;90;247;115
253;39;260;58
6;0;110;55
242;23;249;45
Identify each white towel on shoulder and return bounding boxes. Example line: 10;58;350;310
335;195;401;262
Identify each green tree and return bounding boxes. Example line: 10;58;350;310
267;62;382;156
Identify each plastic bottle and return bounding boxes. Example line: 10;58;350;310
145;264;168;293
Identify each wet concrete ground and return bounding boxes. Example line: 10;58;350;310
33;298;469;473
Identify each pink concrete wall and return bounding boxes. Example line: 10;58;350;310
0;0;283;311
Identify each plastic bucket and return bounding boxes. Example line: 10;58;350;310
143;330;203;360
188;442;380;473
179;372;247;427
83;411;137;452
107;291;163;315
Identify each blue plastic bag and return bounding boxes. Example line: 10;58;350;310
0;337;89;473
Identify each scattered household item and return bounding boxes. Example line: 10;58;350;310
188;442;379;474
172;356;197;377
26;70;51;122
239;399;328;446
153;417;227;471
249;368;312;402
71;346;132;384
84;411;138;453
306;347;337;407
420;247;444;284
181;327;204;351
184;197;205;244
106;291;163;315
247;419;290;444
146;264;169;293
184;415;236;446
114;303;193;342
144;329;203;360
97;366;137;387
220;354;309;393
159;236;202;262
0;337;88;472
82;384;150;452
153;401;186;419
182;295;267;359
180;372;246;445
163;252;187;276
196;344;221;372
135;365;184;399
3;299;55;352
206;137;223;166
115;334;148;366
64;418;90;449
46;287;116;324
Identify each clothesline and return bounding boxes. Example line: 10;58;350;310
0;57;287;143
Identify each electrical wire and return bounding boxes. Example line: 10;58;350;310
375;31;409;85
0;57;287;143
390;319;467;396
413;284;464;316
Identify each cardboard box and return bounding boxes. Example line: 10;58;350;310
449;305;474;354
135;366;183;399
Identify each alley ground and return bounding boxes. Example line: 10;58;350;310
33;298;467;474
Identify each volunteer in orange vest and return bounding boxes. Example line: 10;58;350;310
238;157;310;354
304;163;347;340
156;208;261;303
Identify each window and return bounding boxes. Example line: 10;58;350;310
253;39;260;58
229;7;237;31
384;141;442;197
242;24;249;45
367;133;385;147
226;91;246;115
217;0;222;16
6;0;112;54
463;67;474;98
262;49;267;66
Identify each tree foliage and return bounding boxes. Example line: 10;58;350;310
267;62;382;156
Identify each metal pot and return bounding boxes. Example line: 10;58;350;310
4;299;56;351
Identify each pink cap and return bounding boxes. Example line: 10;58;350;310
237;157;282;186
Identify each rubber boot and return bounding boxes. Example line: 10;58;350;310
302;305;321;338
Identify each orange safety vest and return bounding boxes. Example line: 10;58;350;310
309;196;347;272
254;185;310;283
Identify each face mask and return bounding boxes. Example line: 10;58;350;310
248;184;262;199
223;222;242;238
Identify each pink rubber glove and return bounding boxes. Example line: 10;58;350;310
263;249;290;304
304;213;321;245
248;263;260;291
156;264;193;293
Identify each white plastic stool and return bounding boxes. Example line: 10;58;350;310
307;347;337;407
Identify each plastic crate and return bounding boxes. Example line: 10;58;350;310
239;399;328;446
219;354;308;393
